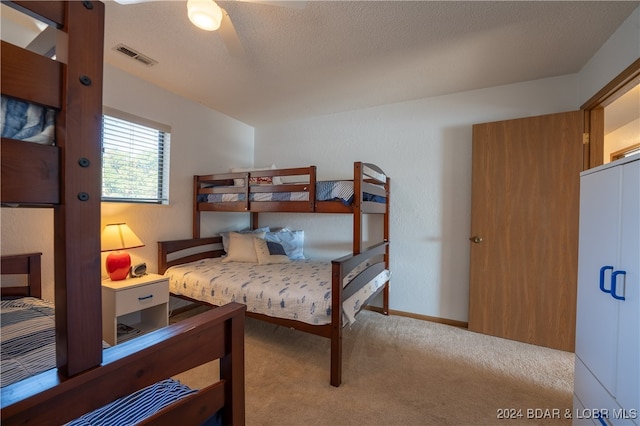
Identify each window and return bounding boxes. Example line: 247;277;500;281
101;108;170;204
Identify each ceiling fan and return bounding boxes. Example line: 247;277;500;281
113;0;306;58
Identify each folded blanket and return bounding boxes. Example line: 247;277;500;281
1;95;55;145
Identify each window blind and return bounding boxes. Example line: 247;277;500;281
101;111;170;204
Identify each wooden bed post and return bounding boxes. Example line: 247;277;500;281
250;212;259;230
53;0;105;377
383;176;390;315
220;311;246;425
194;176;201;238
330;260;343;386
353;162;363;254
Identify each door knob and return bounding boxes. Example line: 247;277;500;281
469;236;483;244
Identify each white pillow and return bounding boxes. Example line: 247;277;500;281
231;164;282;186
220;227;269;253
222;232;265;263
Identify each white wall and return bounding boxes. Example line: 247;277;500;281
100;65;254;278
0;65;254;301
578;6;640;105
252;5;640;323
253;76;578;322
2;6;637;319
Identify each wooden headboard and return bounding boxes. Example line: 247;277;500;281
0;252;42;299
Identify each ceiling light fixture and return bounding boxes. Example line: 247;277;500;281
187;0;223;31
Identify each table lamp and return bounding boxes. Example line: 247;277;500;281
101;223;144;281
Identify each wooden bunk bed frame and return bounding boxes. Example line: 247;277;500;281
1;2;246;424
1;253;246;425
2;0;104;379
161;161;391;387
193;162;390;254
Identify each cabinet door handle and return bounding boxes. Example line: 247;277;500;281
138;294;154;301
611;270;626;301
595;413;608;426
599;266;614;293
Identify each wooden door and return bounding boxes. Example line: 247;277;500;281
468;111;582;352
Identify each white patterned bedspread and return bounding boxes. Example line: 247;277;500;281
164;258;389;326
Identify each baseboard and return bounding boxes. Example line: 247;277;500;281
365;306;468;329
171;299;470;329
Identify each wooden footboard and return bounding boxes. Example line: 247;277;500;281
1;303;246;426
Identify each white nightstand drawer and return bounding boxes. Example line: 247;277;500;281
102;274;170;345
114;281;169;317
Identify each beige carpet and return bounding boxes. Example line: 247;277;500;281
172;307;574;426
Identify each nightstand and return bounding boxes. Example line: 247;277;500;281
101;273;169;345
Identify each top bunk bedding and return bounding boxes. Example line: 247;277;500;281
194;162;389;214
197;180;385;205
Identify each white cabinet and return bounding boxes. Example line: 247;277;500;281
102;273;169;345
574;155;639;425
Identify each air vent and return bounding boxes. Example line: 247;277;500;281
113;43;158;66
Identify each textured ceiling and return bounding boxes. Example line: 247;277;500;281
101;1;637;126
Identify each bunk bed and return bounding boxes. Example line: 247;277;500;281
193;162;389;252
1;252;246;425
1;1;245;424
159;161;391;387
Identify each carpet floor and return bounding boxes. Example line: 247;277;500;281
171;306;574;426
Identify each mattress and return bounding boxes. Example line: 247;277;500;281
1;297;56;387
164;257;389;326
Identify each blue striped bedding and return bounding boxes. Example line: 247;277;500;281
66;379;212;426
1;297;56;387
198;180;386;205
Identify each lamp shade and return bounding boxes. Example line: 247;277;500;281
101;223;144;252
187;0;223;31
101;223;144;281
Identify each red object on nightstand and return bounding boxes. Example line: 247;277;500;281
105;251;131;281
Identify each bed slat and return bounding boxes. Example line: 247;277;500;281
342;261;386;301
0;252;42;298
1;41;62;109
1;139;60;205
7;1;65;27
